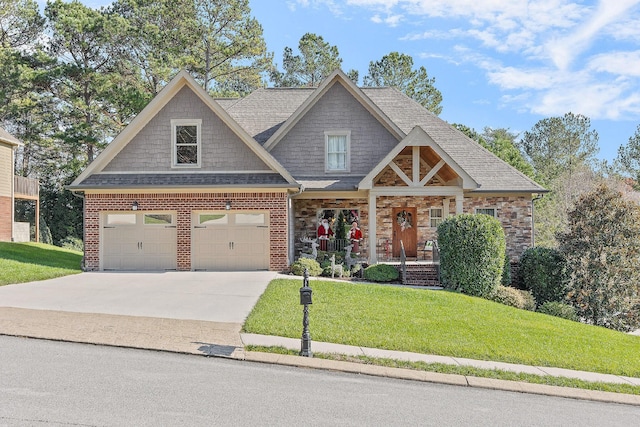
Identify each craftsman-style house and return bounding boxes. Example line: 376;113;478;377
69;70;545;271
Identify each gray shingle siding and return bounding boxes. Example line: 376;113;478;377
270;84;400;176
104;87;272;173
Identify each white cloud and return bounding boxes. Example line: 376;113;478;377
301;0;640;121
588;51;640;77
545;0;640;70
371;12;402;26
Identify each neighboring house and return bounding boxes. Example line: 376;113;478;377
0;127;39;242
69;70;546;272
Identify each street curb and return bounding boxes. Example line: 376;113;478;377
3;331;639;407
243;351;640;407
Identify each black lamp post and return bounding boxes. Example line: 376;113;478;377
299;268;313;357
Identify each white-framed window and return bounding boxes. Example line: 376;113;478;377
172;119;202;168
325;131;350;172
143;213;174;225
476;208;496;217
430;208;443;228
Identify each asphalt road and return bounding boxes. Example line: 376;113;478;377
1;336;638;426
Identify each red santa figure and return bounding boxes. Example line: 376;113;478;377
317;218;333;251
349;221;363;254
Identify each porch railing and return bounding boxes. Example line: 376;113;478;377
14;175;39;199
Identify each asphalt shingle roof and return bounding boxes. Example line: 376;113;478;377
75;173;292;189
219;86;545;193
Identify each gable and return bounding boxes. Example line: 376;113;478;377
70;71;297;190
360;126;478;191
269;82;400;176
103;86;272;173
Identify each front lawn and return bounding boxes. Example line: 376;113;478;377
0;242;83;286
243;278;640;378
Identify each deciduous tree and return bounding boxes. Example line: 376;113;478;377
557;184;640;332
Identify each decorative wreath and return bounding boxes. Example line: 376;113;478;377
396;210;413;231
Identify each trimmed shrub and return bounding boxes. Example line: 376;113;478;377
363;264;399;282
518;247;567;306
437;214;506;297
489;286;536;310
538;301;579;321
501;253;512;286
290;258;322;277
518;289;536;311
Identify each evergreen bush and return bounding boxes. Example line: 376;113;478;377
518;246;567;306
60;236;84;252
363;264;399;282
538;301;579;321
437;214;506;297
290;258;322;277
489;285;535;310
501;253;512;285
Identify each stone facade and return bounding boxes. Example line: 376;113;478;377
293;194;532;262
84;191;289;271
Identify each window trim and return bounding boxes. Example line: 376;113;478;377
475;207;497;217
171;119;202;168
429;207;444;228
324;130;351;173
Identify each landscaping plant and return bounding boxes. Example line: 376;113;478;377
437;213;506;297
558;184;640;332
362;263;399;282
517;246;567;306
290;258;322;277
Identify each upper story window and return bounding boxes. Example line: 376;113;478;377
325;131;350;172
172;119;202;168
476;208;496;217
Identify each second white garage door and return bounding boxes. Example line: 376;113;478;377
192;211;269;271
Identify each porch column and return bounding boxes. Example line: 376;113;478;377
455;193;464;214
368;192;377;264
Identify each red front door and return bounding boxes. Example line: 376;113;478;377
392;207;417;258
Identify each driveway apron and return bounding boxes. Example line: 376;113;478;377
0;271;277;323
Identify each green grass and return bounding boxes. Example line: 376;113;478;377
243;279;640;378
246;345;640;395
0;242;83;286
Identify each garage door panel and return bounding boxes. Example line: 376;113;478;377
102;212;176;271
192;212;269;271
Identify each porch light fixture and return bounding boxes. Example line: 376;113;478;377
225;200;231;210
132;201;139;211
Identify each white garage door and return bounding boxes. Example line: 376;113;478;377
192;211;269;271
102;212;177;271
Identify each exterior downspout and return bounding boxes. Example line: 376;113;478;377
287;185;305;266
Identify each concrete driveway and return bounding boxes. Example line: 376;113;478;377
0;271;278;323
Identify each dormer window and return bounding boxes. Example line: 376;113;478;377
325;131;350;172
172;119;202;168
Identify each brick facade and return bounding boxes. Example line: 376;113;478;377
84;192;289;272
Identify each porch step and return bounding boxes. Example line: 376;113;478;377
394;264;441;286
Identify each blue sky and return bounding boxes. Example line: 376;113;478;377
53;1;640;162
